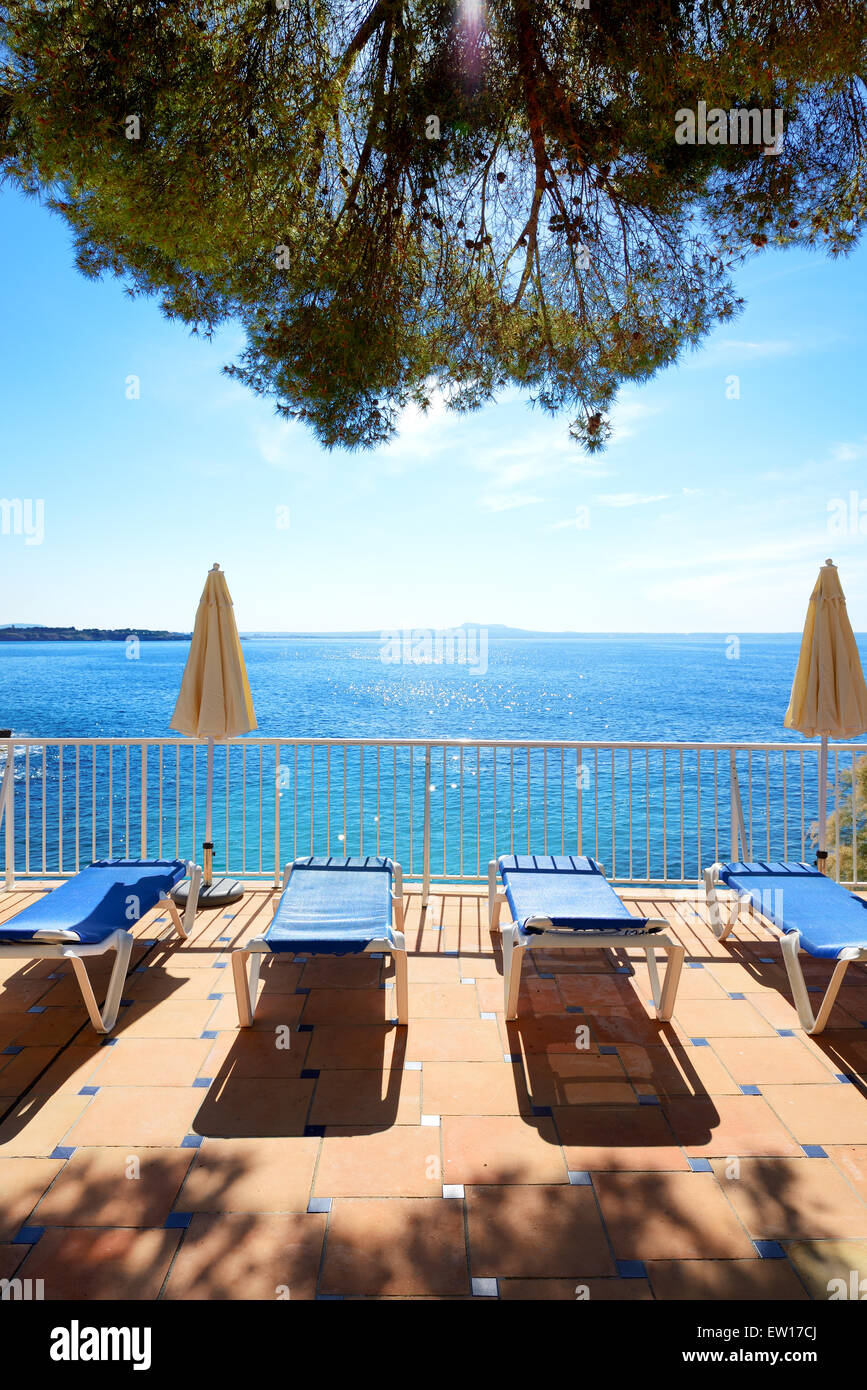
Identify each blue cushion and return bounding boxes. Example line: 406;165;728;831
265;856;395;955
498;854;652;935
719;861;867;959
0;859;186;946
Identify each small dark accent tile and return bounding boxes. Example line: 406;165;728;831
50;1147;76;1161
690;1038;709;1047
688;1158;713;1173
300;1069;320;1080
14;1226;44;1245
802;1145;827;1159
180;1134;203;1149
740;1084;761;1096
165;1212;193;1229
616;1260;647;1279
304;1125;325;1138
754;1241;785;1260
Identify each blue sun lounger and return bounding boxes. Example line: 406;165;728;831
0;858;202;1033
704;861;867;1034
489;855;685;1020
231;856;407;1026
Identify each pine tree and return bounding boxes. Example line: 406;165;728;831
2;1;866;450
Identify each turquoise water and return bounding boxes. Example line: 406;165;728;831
1;636;865;883
3;633;865;741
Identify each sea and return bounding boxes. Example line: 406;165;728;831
1;635;865;883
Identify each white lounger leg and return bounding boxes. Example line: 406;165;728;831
155;861;203;940
488;860;505;931
704;865;738;941
182;862;203;936
69;931;134;1034
779;931;854;1035
232;949;262;1027
645;940;685;1021
501;923;526;1020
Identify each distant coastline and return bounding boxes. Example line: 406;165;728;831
0;626;190;642
0;624;839;642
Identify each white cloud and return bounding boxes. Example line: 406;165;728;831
596;492;670;507
608;396;662;445
253;418;313;472
687;337;799;370
479;491;542;513
831;439;867;464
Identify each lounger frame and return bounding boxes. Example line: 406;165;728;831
488;860;685;1021
0;861;202;1034
704;862;867;1035
232;859;408;1027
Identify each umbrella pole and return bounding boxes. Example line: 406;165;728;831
817;736;828;873
204;736;214;887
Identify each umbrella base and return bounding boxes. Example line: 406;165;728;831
172;877;245;908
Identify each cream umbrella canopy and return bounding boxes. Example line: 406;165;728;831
784;559;867;870
170;564;256;905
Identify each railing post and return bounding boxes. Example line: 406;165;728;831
274;742;282;886
422;744;431;906
139;743;148;860
729;749;746;861
576;745;583;856
2;737;14;889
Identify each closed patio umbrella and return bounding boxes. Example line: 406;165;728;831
170;563;257;906
784;558;867;870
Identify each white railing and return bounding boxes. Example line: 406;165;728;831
0;735;864;893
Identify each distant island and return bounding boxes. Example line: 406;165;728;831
0;626;190;642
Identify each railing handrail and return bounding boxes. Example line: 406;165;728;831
4;734;866;751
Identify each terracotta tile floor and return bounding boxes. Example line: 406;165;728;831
1;881;867;1301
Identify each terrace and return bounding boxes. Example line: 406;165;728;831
1;737;866;1301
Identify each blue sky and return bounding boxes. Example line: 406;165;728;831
1;183;866;634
